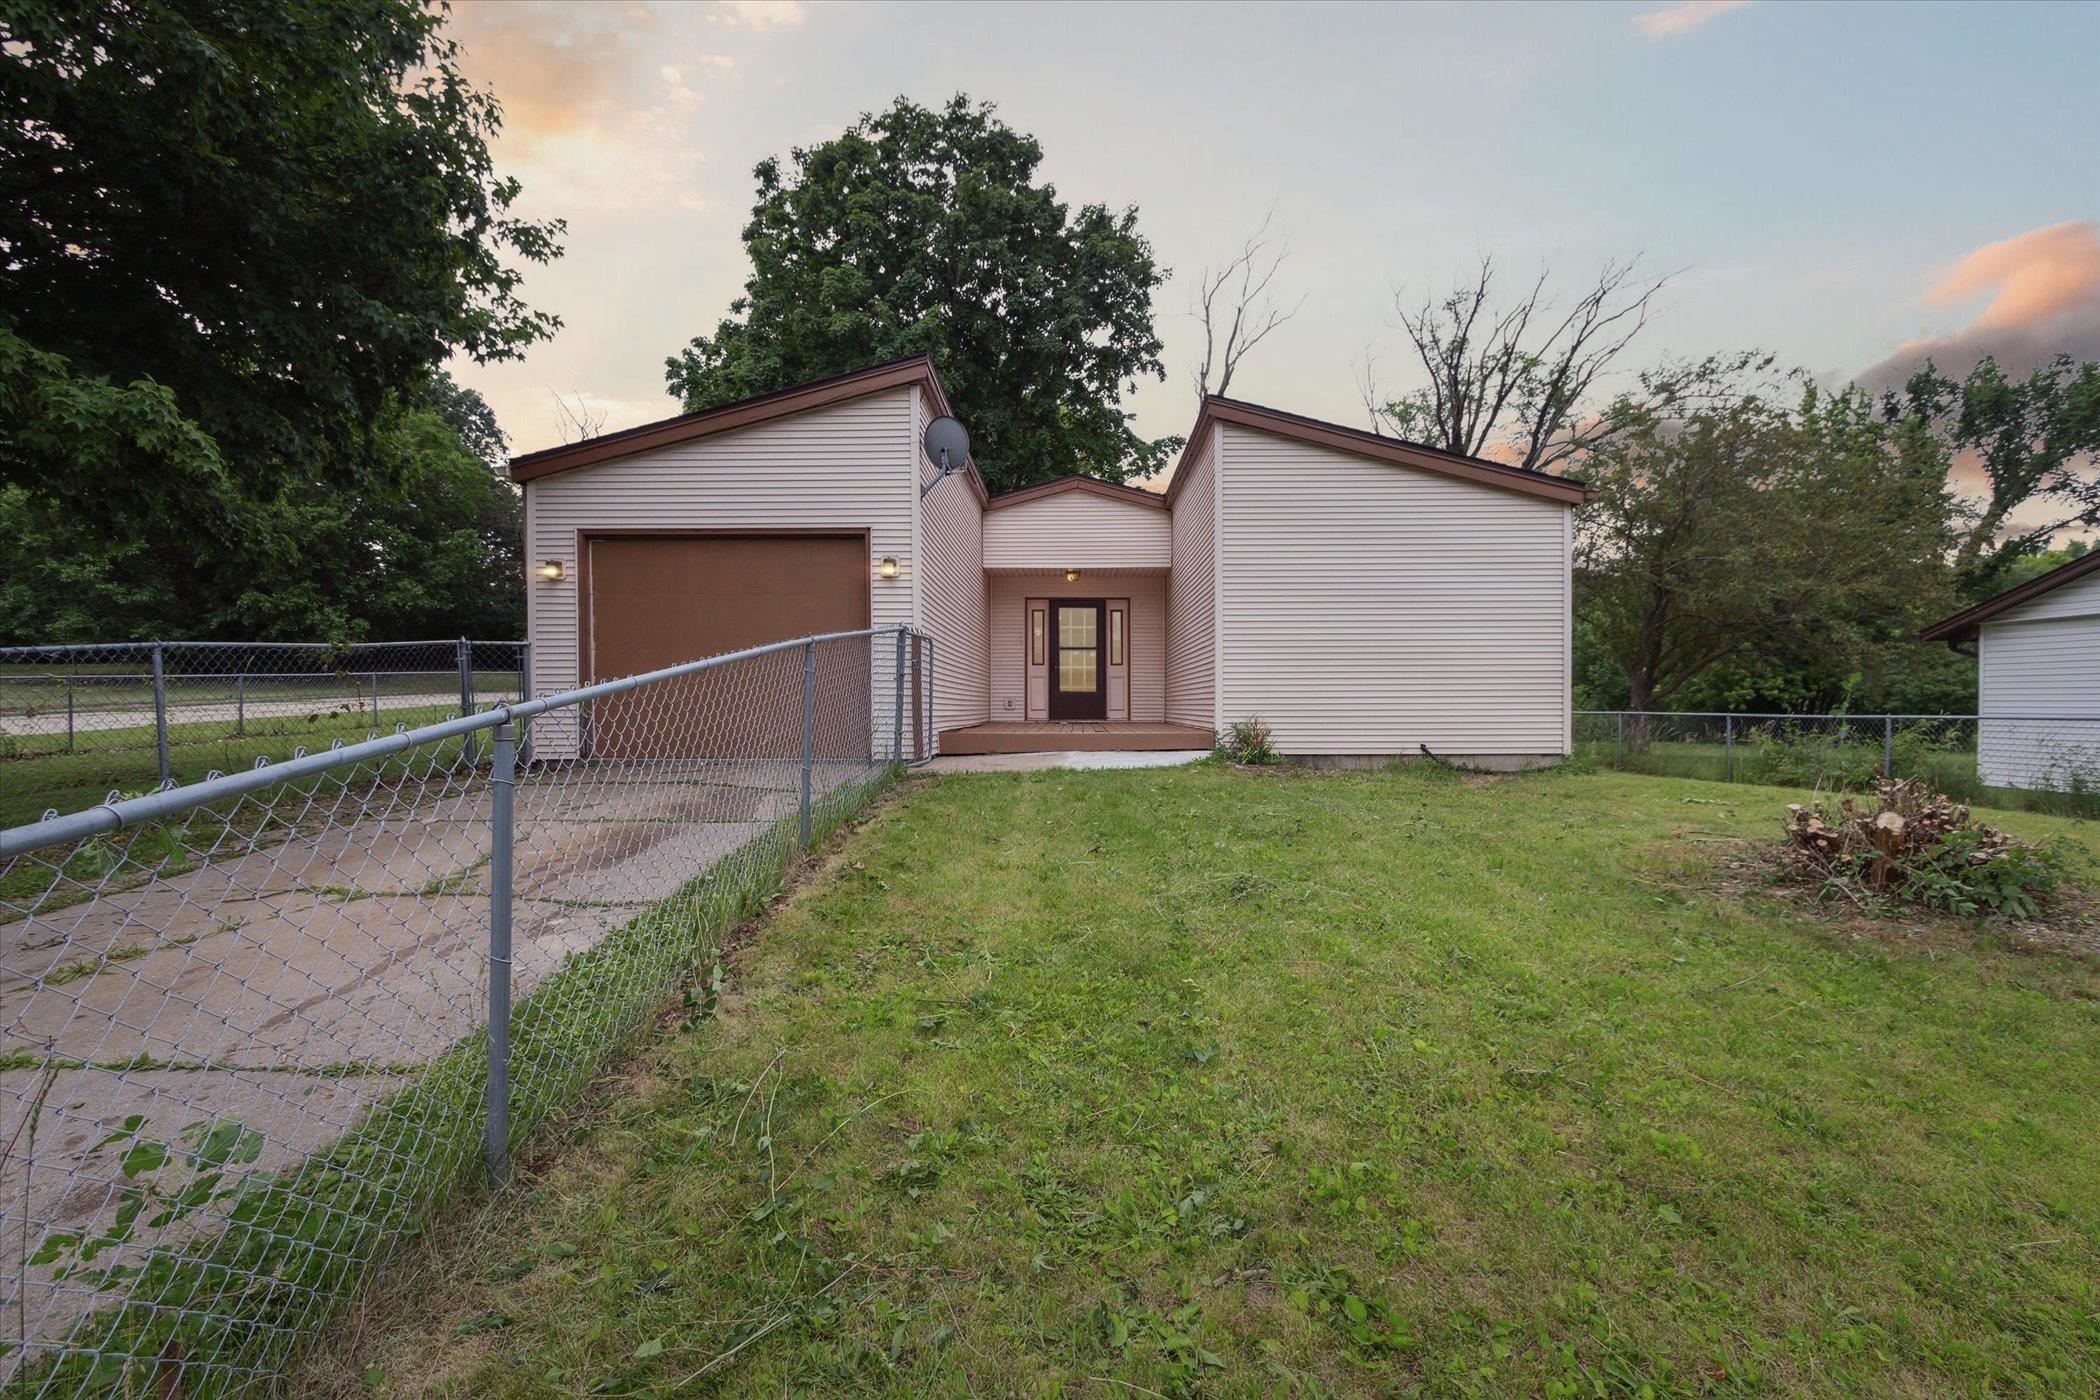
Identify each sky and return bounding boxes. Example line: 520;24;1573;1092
443;0;2100;482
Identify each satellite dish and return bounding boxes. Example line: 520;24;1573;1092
923;415;970;472
921;415;971;498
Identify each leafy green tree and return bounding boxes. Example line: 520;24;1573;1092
0;375;523;643
0;0;561;527
1890;354;2100;596
666;95;1168;490
1577;367;1957;716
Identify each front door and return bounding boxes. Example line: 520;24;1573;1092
1048;599;1107;720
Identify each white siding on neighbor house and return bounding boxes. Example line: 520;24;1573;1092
522;387;917;756
1977;571;2100;790
982;492;1171;570
1166;433;1217;731
914;387;989;738
985;572;1166;723
1215;421;1572;756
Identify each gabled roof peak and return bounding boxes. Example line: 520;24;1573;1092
1164;396;1591;506
985;474;1168;511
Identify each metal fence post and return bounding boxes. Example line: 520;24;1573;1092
235;673;246;737
150;642;170;787
1724;714;1735;783
486;722;516;1186
1883;714;1895;779
891;629;907;763
370;672;381;722
65;674;75;754
457;637;477;761
799;641;817;847
518;641;533;765
1616;711;1625;767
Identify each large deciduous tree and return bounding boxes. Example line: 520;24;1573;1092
0;373;525;643
665;95;1168;491
1577;365;1956;716
0;0;561;529
1888;353;2100;597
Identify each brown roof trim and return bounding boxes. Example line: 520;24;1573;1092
985;474;1168;511
508;356;984;492
1162;396;1593;506
1918;548;2100;644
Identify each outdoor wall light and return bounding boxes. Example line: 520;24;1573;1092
1065;568;1080;583
536;560;565;583
878;556;900;580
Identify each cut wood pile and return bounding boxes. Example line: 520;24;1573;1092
1783;779;2014;893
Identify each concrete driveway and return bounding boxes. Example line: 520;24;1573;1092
0;755;854;1370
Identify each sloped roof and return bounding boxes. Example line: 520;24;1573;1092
507;355;987;502
985;475;1168;511
1163;395;1593;506
1918;549;2100;644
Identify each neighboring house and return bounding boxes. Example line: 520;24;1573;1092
1921;550;2100;792
508;356;1590;764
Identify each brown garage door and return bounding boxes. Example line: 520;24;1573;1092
584;534;870;759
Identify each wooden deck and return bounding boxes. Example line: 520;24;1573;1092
937;721;1214;755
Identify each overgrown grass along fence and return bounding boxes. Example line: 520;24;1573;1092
0;627;929;1395
1574;710;2100;817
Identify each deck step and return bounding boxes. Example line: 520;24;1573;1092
938;723;1213;756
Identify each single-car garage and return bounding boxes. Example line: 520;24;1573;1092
577;533;873;760
581;534;870;684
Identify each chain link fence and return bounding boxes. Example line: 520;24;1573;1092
1575;710;2100;815
0;640;529;823
0;625;929;1392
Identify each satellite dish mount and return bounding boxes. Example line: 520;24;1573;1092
921;415;971;498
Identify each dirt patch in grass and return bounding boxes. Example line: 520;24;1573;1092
1700;832;2100;966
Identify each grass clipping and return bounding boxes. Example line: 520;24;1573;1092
1781;778;2080;926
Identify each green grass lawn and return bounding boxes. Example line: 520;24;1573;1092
314;766;2100;1398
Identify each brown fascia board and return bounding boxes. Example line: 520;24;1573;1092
985;475;1169;511
508;356;988;503
1162;396;1594;507
1917;548;2100;644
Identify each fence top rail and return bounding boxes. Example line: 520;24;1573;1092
0;624;919;861
0;638;523;658
0;670;529;684
1577;710;2100;723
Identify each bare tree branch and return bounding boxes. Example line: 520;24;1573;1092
1375;256;1679;472
1192;210;1306;399
548;388;608;445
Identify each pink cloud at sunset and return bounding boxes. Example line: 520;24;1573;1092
1864;221;2100;387
445;3;668;145
1634;1;1753;40
1928;221;2100;334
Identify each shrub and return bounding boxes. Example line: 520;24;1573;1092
1781;778;2076;918
1219;716;1277;766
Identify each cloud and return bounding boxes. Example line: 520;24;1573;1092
445;3;664;144
1634;0;1753;39
1862;221;2100;387
714;1;805;29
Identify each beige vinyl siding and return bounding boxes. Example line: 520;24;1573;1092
1976;572;2100;790
915;388;989;738
1215;421;1572;756
982;492;1171;569
986;572;1166;723
1165;433;1217;730
522;387;915;757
